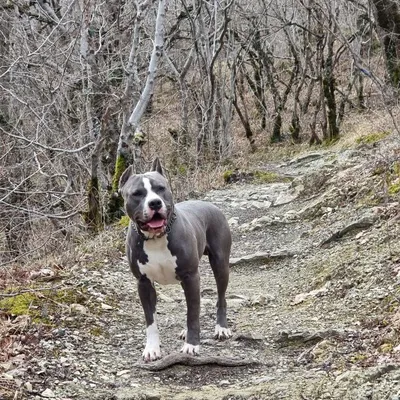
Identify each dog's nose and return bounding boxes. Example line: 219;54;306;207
148;198;162;210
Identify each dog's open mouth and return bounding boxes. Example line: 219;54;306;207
140;213;167;231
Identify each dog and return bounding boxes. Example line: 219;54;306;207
119;158;232;361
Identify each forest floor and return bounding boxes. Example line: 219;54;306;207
1;132;400;399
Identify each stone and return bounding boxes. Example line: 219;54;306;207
116;369;131;377
70;304;88;314
291;282;330;305
288;152;325;165
42;388;56;398
228;217;239;226
273;191;299;206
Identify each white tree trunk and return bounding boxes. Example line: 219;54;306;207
114;0;166;175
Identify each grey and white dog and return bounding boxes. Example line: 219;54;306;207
119;159;232;361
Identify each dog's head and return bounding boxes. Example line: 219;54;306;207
119;158;174;236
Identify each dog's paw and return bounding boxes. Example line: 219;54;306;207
214;324;232;340
181;343;200;356
179;329;187;340
143;344;161;362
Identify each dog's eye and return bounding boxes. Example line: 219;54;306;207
132;190;144;197
155;186;165;193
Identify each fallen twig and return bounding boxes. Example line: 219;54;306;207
276;328;358;346
134;353;263;371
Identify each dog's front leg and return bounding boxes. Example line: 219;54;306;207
138;276;161;361
180;270;201;355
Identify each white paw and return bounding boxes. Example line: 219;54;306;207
181;343;200;355
179;329;187;340
143;344;161;362
214;324;232;339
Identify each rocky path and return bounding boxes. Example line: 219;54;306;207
2;138;400;399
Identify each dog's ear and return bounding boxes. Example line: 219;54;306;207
118;165;134;192
151;158;163;175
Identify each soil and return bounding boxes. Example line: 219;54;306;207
2;136;400;399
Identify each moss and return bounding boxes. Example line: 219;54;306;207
118;215;130;227
54;288;87;305
378;343;393;353
223;170;234;183
373;165;386;176
356;131;390;145
0;288;89;324
177;164;187;175
90;327;104;337
350;353;368;363
393;162;400;176
389;182;400;195
0;293;38;317
322;137;340;147
253;170;291;183
112;154;127;193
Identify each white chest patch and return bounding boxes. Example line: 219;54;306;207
138;236;179;285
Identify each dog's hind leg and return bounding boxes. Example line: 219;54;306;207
180;270;201;355
208;249;232;339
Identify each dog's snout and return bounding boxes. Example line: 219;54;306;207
148;198;162;211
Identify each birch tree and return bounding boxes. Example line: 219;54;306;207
108;0;166;219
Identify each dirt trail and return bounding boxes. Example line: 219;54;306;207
3;138;400;399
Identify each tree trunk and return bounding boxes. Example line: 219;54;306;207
371;0;400;88
108;0;166;221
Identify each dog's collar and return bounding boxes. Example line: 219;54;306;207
132;211;177;241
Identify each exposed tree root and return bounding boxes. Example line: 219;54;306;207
134;353;264;371
320;218;375;247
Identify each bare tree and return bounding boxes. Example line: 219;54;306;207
370;0;400;89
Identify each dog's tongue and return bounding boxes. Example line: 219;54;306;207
147;219;165;229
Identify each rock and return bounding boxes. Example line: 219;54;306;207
70;304;88;314
288;152;325;165
101;303;113;310
298;187;337;218
253;375;276;384
52;328;66;337
251;200;272;209
229;250;294;267
250;295;267;306
273;188;301;206
25;382;33;392
42;388;56;398
30;268;55;280
0;362;12;371
228;217;239;226
320;214;378;247
116;369;131;377
219;380;230;386
158;293;175;303
291;281;330;305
